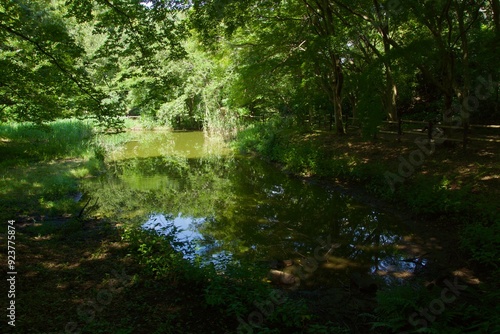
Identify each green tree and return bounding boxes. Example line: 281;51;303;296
67;0;190;123
1;0;190;128
0;0;121;127
385;1;495;124
191;0;352;133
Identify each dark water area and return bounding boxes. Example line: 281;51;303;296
83;131;426;290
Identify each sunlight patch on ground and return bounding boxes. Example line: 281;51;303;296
42;261;80;270
453;268;481;285
34;234;53;241
480;174;499;181
322;256;360;270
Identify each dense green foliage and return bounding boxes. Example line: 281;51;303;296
190;0;500;132
2;1;498;132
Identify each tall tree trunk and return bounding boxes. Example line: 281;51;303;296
492;0;500;41
456;2;473;144
384;64;398;122
374;0;398;121
442;49;456;130
333;56;345;134
349;93;358;125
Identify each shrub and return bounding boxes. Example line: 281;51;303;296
121;224;195;281
372;284;431;333
460;220;500;270
396;175;470;214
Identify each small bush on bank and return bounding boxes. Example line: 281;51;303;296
461;220;500;270
395;175;470;214
233;120;280;157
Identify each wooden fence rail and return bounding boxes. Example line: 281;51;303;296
347;118;500;149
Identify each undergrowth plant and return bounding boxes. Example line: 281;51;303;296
372;284;430;333
460;220;500;270
120;223;195;281
373;281;500;334
204;259;270;318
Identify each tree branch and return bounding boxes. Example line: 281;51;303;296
0;22;103;107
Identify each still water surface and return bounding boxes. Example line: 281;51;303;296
84;131;423;288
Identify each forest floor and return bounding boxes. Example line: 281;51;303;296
1;124;499;333
285;129;500;199
4;217;233;333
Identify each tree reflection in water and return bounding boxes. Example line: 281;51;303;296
83;131;424;288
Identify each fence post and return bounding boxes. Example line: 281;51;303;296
427;121;433;142
463;122;469;150
397;118;402;142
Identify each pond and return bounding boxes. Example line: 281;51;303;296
83;131;426;290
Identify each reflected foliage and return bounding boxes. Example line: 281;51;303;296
83;132;412;290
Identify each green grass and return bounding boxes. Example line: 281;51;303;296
0;119;95;163
0;162;74;219
0;119;104;221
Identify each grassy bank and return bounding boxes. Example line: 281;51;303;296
0;120;105;223
233;120;500;333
